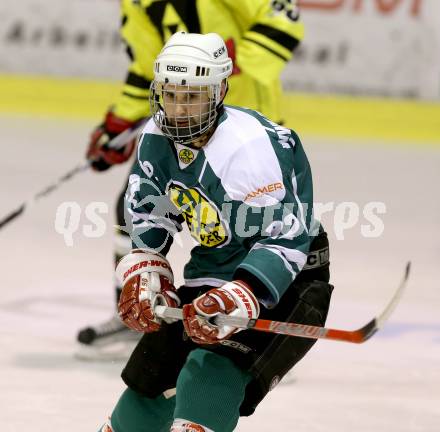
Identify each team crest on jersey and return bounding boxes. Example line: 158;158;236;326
178;148;195;165
167;182;230;248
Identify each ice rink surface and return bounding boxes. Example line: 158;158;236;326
0;116;439;431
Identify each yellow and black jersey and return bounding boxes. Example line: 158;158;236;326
114;0;304;123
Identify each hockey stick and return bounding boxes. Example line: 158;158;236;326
0;117;149;230
155;262;410;344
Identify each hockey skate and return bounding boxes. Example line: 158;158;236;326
75;313;141;361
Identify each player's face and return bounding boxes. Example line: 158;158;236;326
162;84;213;130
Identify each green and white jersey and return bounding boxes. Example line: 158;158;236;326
125;106;320;306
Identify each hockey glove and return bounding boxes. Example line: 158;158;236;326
86;111;137;171
116;250;180;333
183;281;259;345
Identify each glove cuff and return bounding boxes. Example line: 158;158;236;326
115;250;173;285
221;280;260;320
104;111;135;134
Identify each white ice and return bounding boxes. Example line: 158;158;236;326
0;116;439;431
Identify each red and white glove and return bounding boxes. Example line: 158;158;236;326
183;281;259;345
86;111;137;171
115;249;180;333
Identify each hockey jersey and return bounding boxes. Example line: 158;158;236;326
123;106;320;307
114;0;304;123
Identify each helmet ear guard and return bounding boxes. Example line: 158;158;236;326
150;32;233;144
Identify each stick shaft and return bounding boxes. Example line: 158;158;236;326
154;306;367;343
0;118;148;230
154;262;409;344
0;162;89;230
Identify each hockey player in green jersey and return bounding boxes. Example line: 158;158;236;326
99;32;332;432
78;0;305;359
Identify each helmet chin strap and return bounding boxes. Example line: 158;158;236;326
222;79;229;100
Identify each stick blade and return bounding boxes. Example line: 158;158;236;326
375;261;411;329
351;261;411;343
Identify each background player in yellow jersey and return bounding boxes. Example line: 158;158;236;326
77;0;304;359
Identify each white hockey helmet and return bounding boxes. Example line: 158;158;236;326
150;32;233;144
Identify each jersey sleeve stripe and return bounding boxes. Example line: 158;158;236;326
251;243;307;271
122;91;150;100
251;244;297;280
138;221;180;234
128;209;182;232
184;277;228;288
241;37;289;62
291;172;309;234
249;24;301;53
125;72;152;89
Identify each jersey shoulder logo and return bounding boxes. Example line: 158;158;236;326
178;148;195;165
